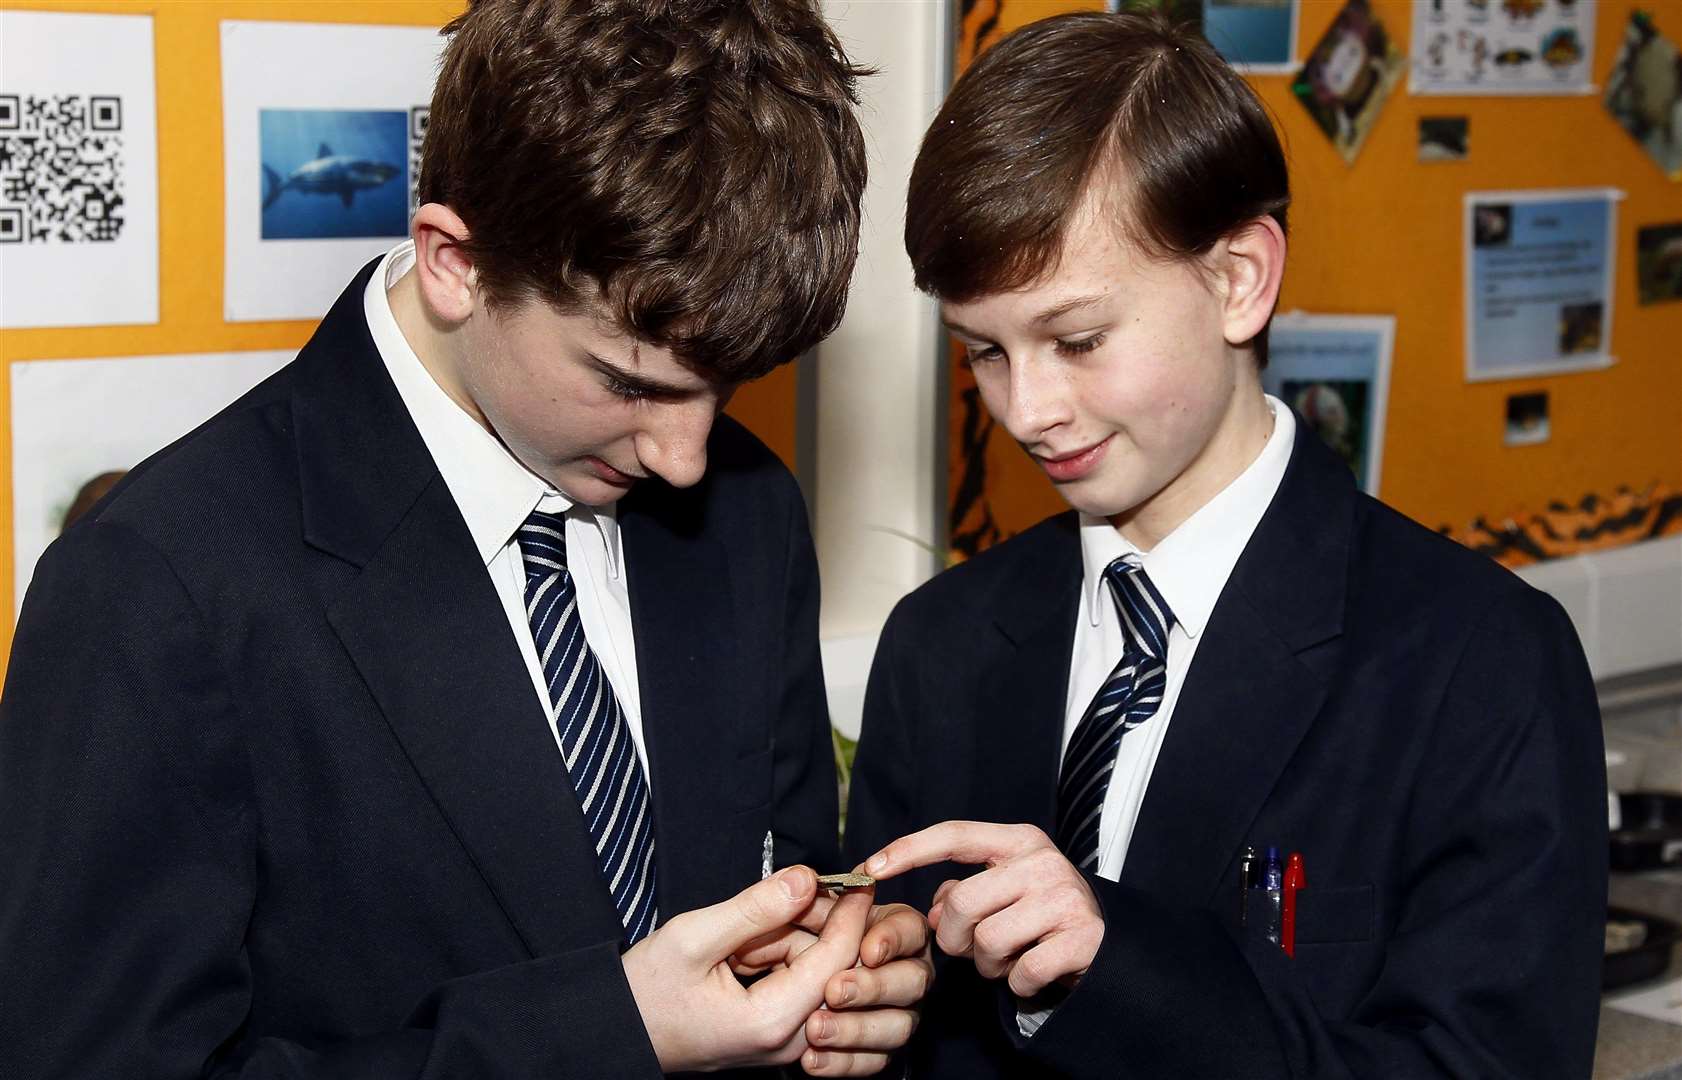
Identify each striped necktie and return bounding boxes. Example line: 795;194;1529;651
519;509;658;944
1055;558;1175;872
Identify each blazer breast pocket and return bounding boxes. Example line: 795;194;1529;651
1293;883;1376;946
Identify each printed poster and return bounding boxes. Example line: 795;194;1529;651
1411;0;1596;96
1110;1;1297;70
1291;0;1405;165
1463;188;1619;381
1604;10;1682;181
1504;391;1550;446
0;11;159;329
222;21;443;322
10;350;294;613
1418;115;1470;161
1637;222;1682;305
1263;312;1395;496
1203;1;1300;72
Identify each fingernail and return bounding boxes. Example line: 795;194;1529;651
815;1013;836;1041
874;942;890;965
835;979;857;1005
808;1051;831;1069
867;854;887;874
779;867;809;901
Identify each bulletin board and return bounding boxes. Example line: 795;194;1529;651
0;0;799;680
945;0;1682;563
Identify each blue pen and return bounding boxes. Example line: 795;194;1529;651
1261;846;1284;946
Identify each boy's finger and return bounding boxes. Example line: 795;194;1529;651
859;904;929;967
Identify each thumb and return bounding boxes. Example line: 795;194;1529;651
690;866;818;964
788;887;872;979
748;888;873;1025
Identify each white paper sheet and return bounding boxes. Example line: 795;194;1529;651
0;11;159;329
11;350;294;613
1462;188;1620;382
1263;312;1396;496
221;20;443;322
1410;0;1597;96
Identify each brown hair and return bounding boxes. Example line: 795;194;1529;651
420;0;869;382
906;10;1290;365
61;471;126;534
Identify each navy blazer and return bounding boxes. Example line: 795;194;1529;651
845;426;1606;1079
0;264;837;1078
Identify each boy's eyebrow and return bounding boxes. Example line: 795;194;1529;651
1030;293;1109;327
939;316;988;341
586;350;704;396
941;293;1113;341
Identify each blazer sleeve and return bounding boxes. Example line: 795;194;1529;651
0;521;663;1080
1021;587;1607;1080
842;608;915;880
769;481;842;875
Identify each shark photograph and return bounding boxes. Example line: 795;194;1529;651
258;108;409;240
263;145;398;211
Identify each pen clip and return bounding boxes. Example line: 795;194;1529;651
1238;845;1258;929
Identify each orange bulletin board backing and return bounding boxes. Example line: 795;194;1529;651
0;0;798;679
946;0;1682;560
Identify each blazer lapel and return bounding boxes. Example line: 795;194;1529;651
1120;428;1354;907
972;516;1083;834
326;479;626;957
619;485;745;920
1118;595;1330;905
294;267;625;958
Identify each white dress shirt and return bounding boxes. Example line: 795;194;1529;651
362;241;650;774
1066;399;1295;880
1020;398;1295;1037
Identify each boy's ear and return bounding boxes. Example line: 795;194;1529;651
1217;216;1287;350
411;202;479;324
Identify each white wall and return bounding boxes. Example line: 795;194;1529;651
815;1;948;656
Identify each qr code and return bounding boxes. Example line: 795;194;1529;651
0;93;126;244
408;106;428;216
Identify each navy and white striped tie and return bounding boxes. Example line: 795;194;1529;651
1055;558;1175;871
519;509;658;944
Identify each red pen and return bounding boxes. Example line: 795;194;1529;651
1281;852;1305;958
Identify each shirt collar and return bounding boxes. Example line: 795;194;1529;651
1078;398;1296;639
363;241;622;574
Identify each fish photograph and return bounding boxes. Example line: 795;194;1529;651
258;108;408;240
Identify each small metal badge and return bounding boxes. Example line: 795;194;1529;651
761;830;774;880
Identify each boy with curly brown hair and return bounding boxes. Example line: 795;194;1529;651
0;2;928;1076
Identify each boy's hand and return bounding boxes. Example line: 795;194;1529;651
867;822;1104;998
729;892;933;1076
803;900;932;1076
621;867;870;1073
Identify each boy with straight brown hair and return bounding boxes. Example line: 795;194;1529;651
846;11;1604;1078
0;2;929;1076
